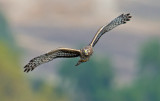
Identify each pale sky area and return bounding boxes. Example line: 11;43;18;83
0;0;159;33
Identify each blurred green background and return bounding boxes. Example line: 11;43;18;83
0;0;160;101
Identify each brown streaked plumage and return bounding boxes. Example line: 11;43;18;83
24;13;132;73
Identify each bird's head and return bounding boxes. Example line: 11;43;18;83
84;49;90;56
82;46;93;56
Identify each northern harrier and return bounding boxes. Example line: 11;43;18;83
24;13;132;73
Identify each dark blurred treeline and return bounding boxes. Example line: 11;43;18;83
0;12;160;101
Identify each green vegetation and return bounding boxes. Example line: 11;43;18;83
138;38;160;78
58;56;114;101
0;12;69;101
0;12;15;47
58;37;160;101
113;38;160;101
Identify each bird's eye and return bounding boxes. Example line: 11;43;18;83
84;50;87;53
84;49;89;55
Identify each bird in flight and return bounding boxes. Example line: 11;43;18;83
24;13;132;73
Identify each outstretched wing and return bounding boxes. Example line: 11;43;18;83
90;13;132;47
24;48;80;73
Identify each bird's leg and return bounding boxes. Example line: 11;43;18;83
75;59;88;66
75;60;82;66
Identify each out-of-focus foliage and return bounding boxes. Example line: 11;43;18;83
0;12;15;47
0;12;69;101
0;42;35;101
58;38;160;101
58;56;114;101
113;38;160;101
138;38;160;77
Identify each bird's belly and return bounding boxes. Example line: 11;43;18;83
81;59;88;62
